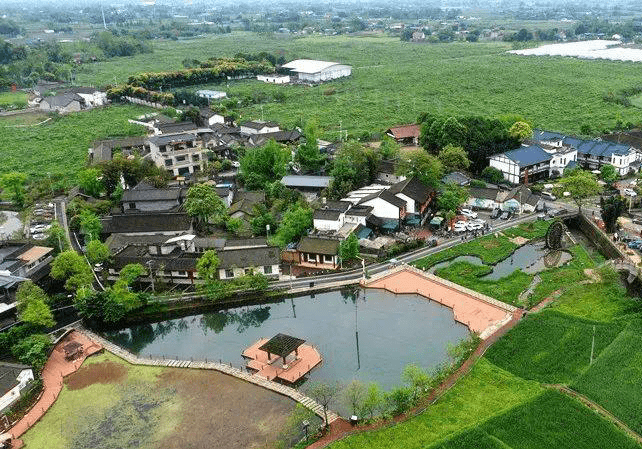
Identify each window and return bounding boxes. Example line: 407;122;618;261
244;268;252;275
307;253;317;263
192;154;200;161
324;255;334;264
165;159;173;167
128;202;136;209
176;155;186;162
225;269;234;278
264;265;272;274
177;271;186;276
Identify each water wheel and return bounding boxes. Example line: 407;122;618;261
543;250;563;268
545;220;566;250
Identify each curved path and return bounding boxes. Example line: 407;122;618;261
78;327;340;424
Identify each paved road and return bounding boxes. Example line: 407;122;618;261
272;212;552;291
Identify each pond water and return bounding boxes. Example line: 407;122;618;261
103;288;470;390
430;241;572;280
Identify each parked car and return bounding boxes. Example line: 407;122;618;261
632;217;642;226
500;211;512;220
628;240;642;249
460;208;478;219
537;213;547;220
466;222;483;231
541;192;557;201
623;188;637;197
490;208;501;219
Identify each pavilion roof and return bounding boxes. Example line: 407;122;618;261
258;333;305;359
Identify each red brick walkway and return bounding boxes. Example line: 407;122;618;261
9;330;102;447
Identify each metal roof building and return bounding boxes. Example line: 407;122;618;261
282;59;352;83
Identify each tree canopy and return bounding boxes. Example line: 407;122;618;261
438;183;469;213
437;144;470;173
15;281;55;328
50;250;93;292
185;183;226;227
86;240;110;265
0;172;27;208
196;250;220;283
240;139;290;190
339;234;360;262
79;209;102;241
559;169;602;212
271;203;313;247
295;121;326;174
397;150;443;188
327;141;381;199
77;168;104;198
600;164;618;184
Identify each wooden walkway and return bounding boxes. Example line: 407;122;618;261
78;327;340;424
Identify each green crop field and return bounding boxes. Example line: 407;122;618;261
0;104;151;181
485;310;623;384
430;391;642;449
328;359;542;449
74;33;642;138
0;91;27;109
573;323;642;435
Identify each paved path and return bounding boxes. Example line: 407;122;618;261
78;327;340;424
9;331;102;446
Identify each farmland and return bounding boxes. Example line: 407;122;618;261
74;33;642;138
0;104;151;181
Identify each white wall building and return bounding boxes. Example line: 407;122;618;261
282;59;352;83
240;120;280;135
0;363;34;414
257;74;291;84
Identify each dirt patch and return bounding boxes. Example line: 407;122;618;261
481;239;501;249
65;361;128;390
508;236;529;245
155;369;296;449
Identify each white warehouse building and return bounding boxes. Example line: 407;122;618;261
281;59;352;83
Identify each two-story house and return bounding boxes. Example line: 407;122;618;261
489;145;554;184
148;133;206;177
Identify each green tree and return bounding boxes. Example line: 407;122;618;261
271;203;313;247
86;240;110;265
240;140;290;190
15;281;55;328
361;383;384;419
250;204;276;236
397;150;443;188
50;250;93;292
196;250;220;283
77;168;104;197
11;334;52;370
439;116;467;148
45;221;68;254
306;382;340;428
438;183;469;213
438;144;470;173
379;136;400;160
79;209;102;241
327;141;382;199
402;363;431;402
559;169;602;213
339;234;359;262
118;263;146;285
0;172;27;208
225;216;243;235
509;121;533;141
342;380;367;416
600;164;618;184
600;195;626;233
185;183;226;228
481;166;505;184
295;121;326;173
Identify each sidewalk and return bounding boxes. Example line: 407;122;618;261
9;331;102;447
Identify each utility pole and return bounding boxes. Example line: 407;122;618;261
101;3;107;29
590;325;596;365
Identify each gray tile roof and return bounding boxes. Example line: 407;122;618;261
388;177;434;204
358;189;406;209
502;145;552;167
121;182;184;203
148;133;197;146
101;212;192;234
0;362;31;394
281;175;332;189
218;246;280;268
297;236;340;255
314;209;341;221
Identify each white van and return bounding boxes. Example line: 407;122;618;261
541;192;557;201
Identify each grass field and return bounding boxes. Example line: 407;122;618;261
0;91;27;109
573;322;642;435
430;391;642;449
0;104;151;181
22;352;298;449
484;310;623;384
73;33;642;138
328;359;542;449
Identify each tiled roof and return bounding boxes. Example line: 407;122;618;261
0;363;31;393
101;212;192;234
121;182;183;203
502;145;552;167
242;120;279;129
156;121;198;133
297;236;340;255
281;175;332;189
386;124;420;139
388;177;434;203
147;133;197;146
218;246;280;268
314;209;342;221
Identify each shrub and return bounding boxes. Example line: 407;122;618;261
11;334;52;370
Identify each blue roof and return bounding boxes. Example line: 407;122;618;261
565;160;578;170
579;141;630;158
562;136;584;148
503;145;552;167
533;129;565;141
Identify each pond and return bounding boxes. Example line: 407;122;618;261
430;241;572;280
103;288;470;390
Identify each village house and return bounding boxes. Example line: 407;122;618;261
88;137;149;165
148;133;206;177
0;243;54;306
240;120;280;136
385;124;420;146
489;145;557;184
281;175;332;200
294;236;341;272
466;185;541;213
0;362;34;414
121;181;187;213
218;245;280;280
39;93;82;113
101;212;192;237
228;191;266;224
64;87;107;108
376;160;406;184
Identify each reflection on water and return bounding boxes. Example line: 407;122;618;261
102;288;470;390
431;241;572;280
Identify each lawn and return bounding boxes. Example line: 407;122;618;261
573;322;642;435
22;352;298;449
0;104;151;182
550;281;635;322
328;359;542;449
484;310;623;384
73;34;642;138
413;234;518;270
435;262;533;306
430;391;642;449
0;91;27;109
